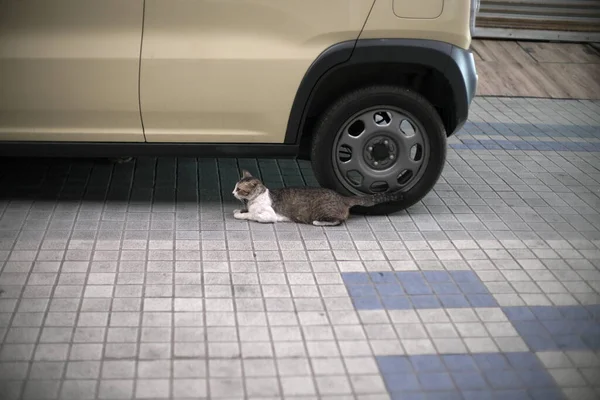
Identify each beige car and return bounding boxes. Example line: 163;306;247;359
0;0;478;214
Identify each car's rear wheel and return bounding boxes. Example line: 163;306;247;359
310;85;447;215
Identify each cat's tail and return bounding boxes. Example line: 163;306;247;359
347;191;403;208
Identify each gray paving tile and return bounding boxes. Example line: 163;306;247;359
1;97;600;399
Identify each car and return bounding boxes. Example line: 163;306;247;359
0;0;478;214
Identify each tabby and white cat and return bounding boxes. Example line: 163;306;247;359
232;170;401;226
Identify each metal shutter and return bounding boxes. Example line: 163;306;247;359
474;0;600;42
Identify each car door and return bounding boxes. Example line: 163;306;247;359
140;0;375;143
0;0;145;142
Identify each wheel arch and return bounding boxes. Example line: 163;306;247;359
284;39;476;154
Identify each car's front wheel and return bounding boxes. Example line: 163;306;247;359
310;85;447;215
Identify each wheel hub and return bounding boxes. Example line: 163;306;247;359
372;143;389;161
364;135;397;170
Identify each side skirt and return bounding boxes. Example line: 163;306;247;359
0;142;300;158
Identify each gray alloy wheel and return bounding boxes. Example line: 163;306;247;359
332;106;429;195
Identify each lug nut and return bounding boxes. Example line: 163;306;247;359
368;146;373;151
384;140;389;145
389;155;394;159
374;161;379;166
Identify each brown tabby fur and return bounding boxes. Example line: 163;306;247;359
232;170;401;226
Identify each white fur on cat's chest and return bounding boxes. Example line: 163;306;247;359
243;190;290;223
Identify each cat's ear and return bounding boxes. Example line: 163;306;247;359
241;169;253;179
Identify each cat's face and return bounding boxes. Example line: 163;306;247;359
232;170;263;201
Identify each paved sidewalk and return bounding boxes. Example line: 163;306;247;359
0;97;599;400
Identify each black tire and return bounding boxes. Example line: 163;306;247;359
310;85;447;215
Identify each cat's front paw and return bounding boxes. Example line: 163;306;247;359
233;211;247;220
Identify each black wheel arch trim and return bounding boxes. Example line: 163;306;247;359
282;40;356;144
284;38;478;144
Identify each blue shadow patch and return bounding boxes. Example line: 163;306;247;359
342;271;497;310
342;272;600;351
377;353;567;400
449;139;600;152
505;305;600;351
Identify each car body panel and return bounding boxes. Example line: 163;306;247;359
139;0;375;143
0;0;145;142
0;37;477;159
0;0;475;147
361;0;471;50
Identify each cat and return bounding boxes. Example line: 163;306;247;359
232;170;402;226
